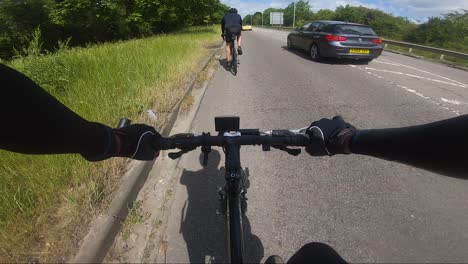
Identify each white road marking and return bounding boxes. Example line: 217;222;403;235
396;84;430;99
364;67;466;88
441;98;468;106
377;58;468;87
348;64;461;116
374;60;402;67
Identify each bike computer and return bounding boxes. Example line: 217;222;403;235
215;116;240;132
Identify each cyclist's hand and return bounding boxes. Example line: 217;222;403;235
113;124;161;160
306;116;356;156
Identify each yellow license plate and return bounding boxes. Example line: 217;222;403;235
349;49;370;54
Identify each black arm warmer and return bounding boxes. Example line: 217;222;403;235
351;115;468;178
0;63;113;161
221;16;225;33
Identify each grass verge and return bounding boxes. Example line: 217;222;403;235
121;201;147;241
0;26;220;262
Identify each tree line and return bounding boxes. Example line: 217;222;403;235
0;0;229;60
243;1;468;53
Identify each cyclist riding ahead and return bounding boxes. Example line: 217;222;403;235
221;8;243;69
1;63;468;263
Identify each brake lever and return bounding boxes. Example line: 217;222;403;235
272;146;302;156
168;150;188;159
168;146;196;159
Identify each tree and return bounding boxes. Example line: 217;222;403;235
405;10;468;52
311;9;334;20
284;1;313;27
49;0;130;43
211;2;229;24
334;5;362;23
328;5;416;39
253;11;262;25
0;0;58;57
0;0;230;60
1;0;465;60
243;14;252;25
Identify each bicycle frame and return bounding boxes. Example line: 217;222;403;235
226;33;238;75
220;133;245;264
124;115;310;264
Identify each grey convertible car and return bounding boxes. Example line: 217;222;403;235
287;20;383;62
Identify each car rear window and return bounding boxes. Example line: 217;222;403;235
333;25;376;36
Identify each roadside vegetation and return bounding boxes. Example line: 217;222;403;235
0;0;226;261
0;0;228;60
0;25;220;262
245;1;468;53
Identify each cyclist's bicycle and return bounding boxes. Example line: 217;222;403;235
225;32;239;76
150;116;310;263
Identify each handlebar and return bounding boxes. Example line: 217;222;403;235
116;117;311;162
154;129;310;160
156;131;310;150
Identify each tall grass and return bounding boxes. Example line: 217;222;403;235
0;26;219;262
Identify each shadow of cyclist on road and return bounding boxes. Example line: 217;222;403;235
179;150;264;263
218;58;229;71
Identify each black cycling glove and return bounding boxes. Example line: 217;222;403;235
112;124;161;160
306;116;356;156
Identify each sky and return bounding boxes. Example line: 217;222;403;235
221;0;468;22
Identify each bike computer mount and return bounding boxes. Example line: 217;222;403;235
171;116;241;166
202;115;240;166
167;116;303;165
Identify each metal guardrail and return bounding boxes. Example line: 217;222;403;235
256;26;468;61
382;40;468;60
257;25;293;31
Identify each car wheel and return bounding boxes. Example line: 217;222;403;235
287;37;293;49
310;44;322;61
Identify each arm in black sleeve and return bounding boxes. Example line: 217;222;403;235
350;115;468;178
221;16;225;33
0;63;114;161
239;15;243;26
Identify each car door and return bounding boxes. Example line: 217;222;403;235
300;22;320;51
296;22;311;50
313;23;329;51
288;27;303;48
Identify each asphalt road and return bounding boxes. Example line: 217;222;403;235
161;27;468;263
